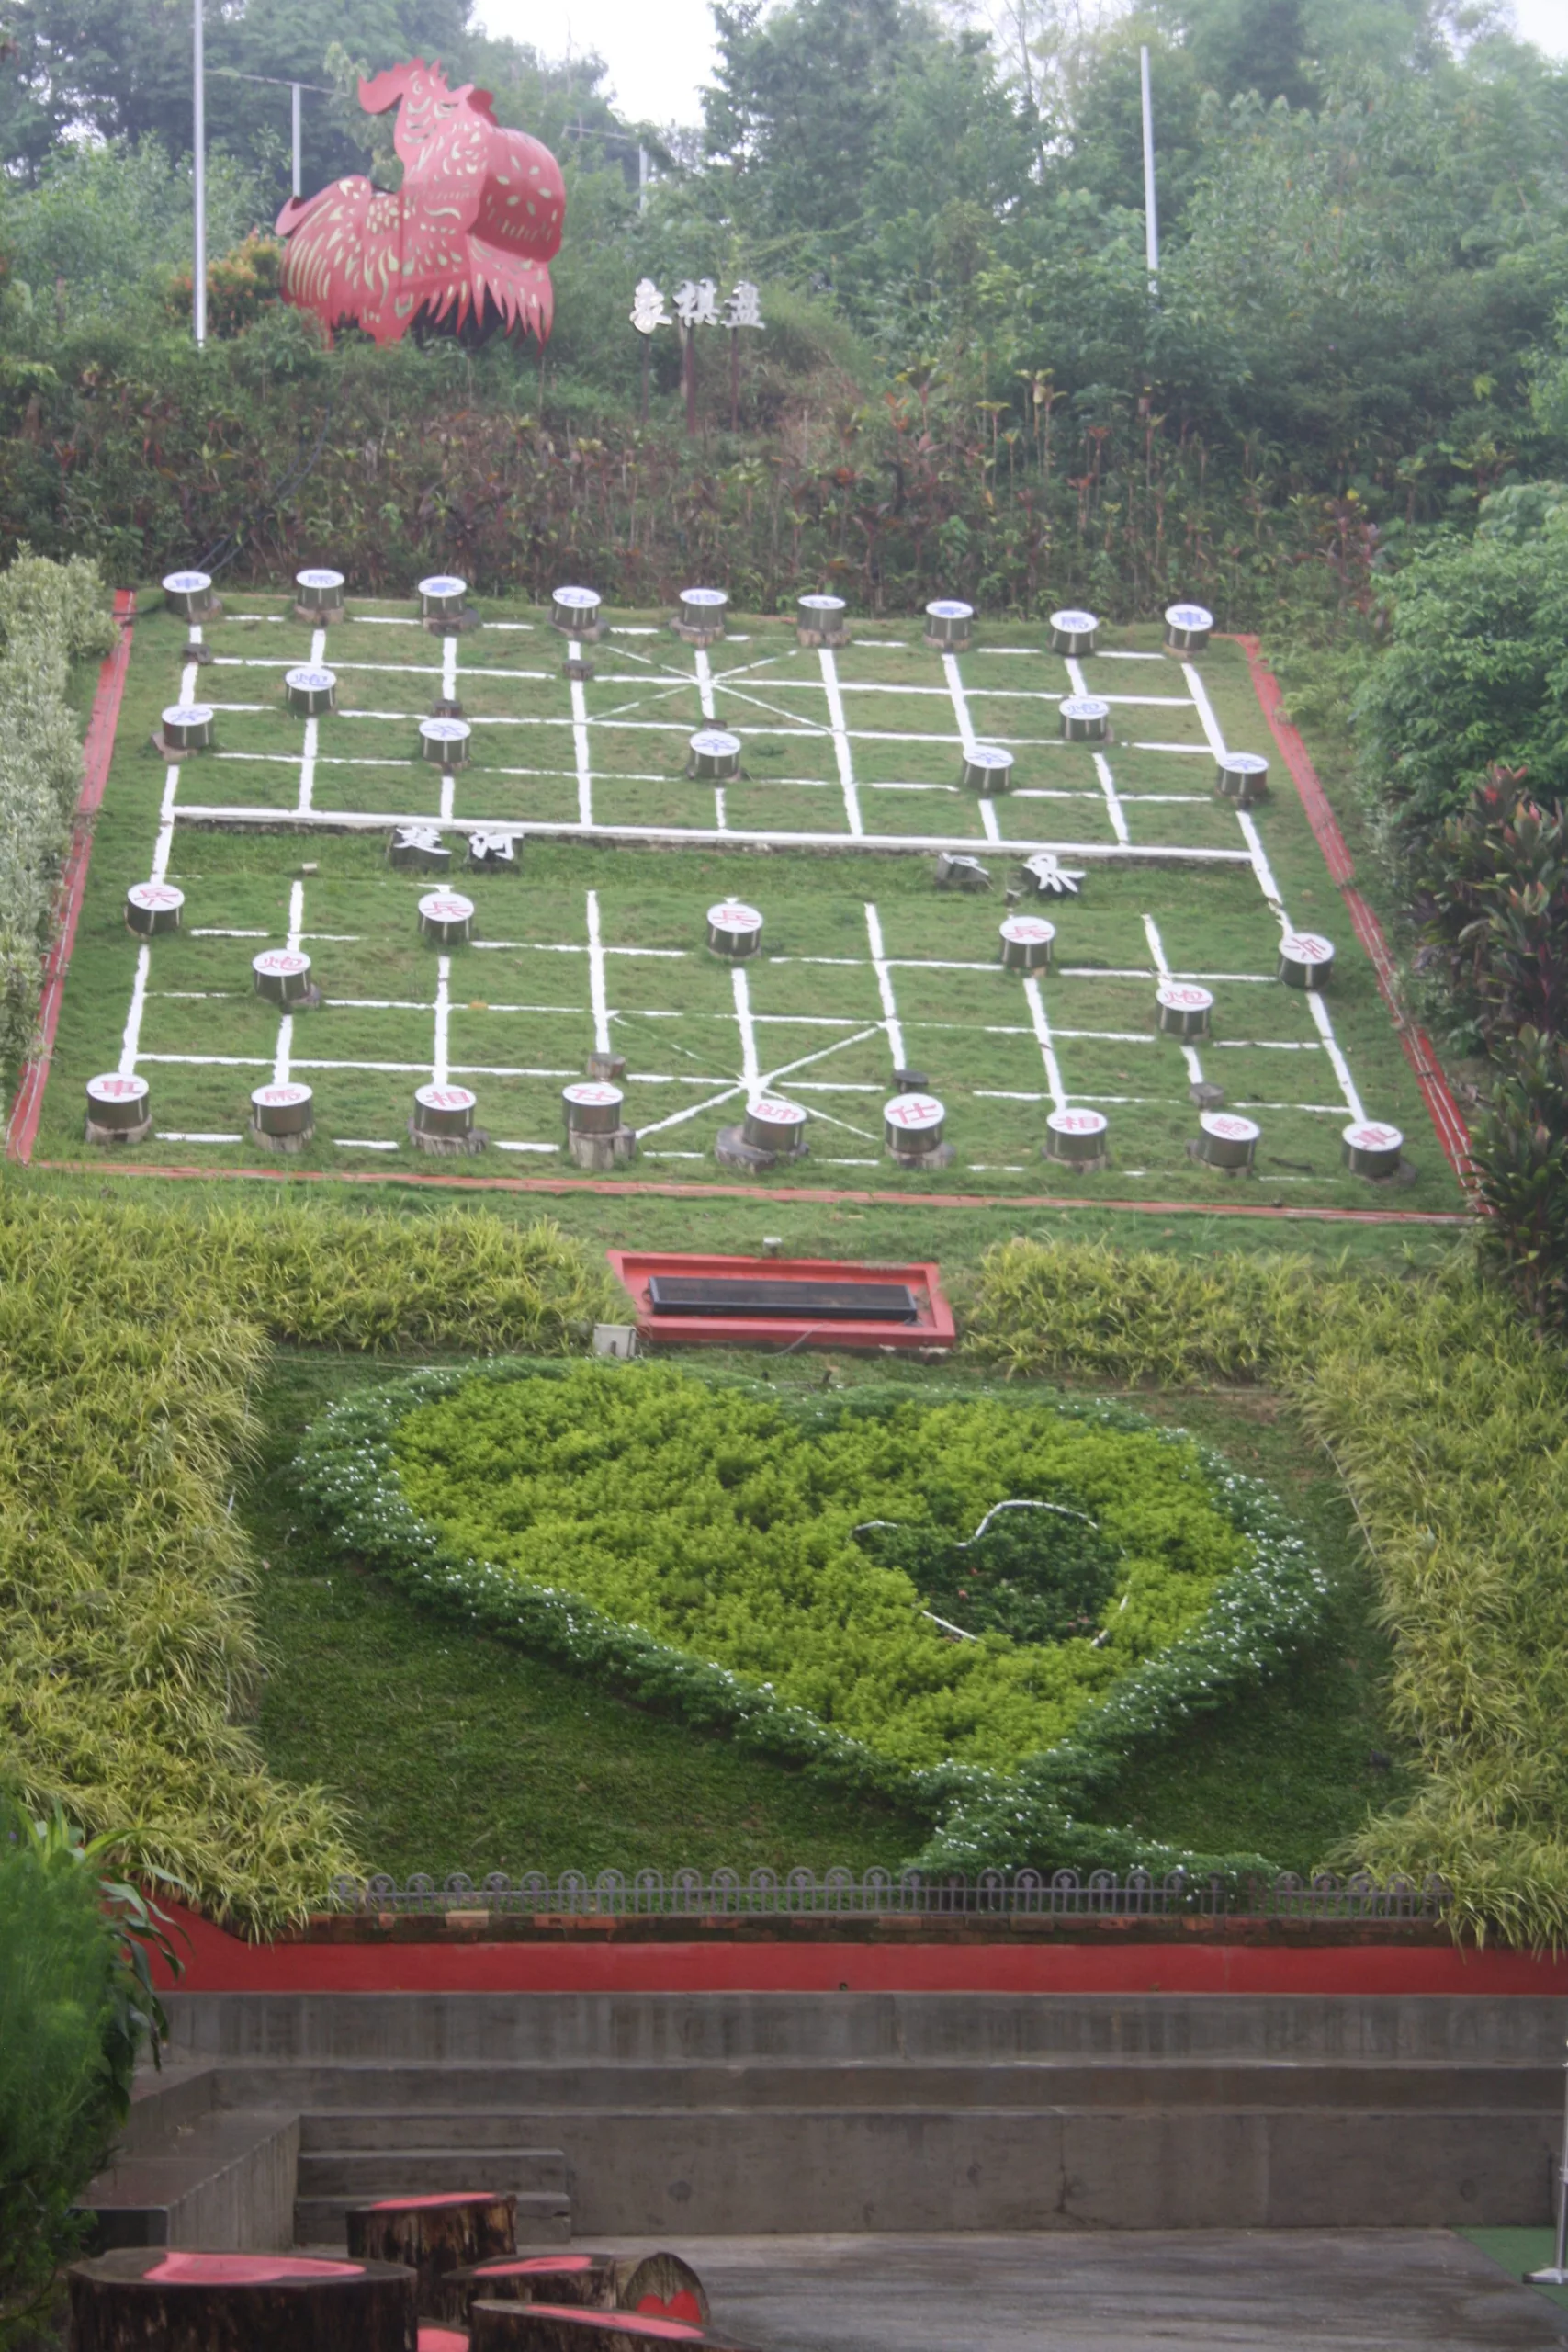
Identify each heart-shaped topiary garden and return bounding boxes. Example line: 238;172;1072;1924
298;1363;1326;1878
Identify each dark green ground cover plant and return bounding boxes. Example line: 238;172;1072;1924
297;1358;1327;1883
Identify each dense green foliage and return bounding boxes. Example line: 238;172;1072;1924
0;1804;178;2346
0;1191;612;1928
1;1;1565;616
0;548;116;1075
970;1234;1568;1945
391;1363;1251;1770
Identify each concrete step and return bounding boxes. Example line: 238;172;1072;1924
299;2109;583;2151
223;2057;1561;2115
295;2145;568;2196
164;1988;1568;2066
295;2189;572;2249
83;2106;299;2251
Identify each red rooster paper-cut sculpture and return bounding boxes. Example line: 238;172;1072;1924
276;59;564;347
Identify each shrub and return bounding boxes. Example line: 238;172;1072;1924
1352;535;1568;845
0;547;117;1080
0;1191;611;1930
967;1235;1568;1947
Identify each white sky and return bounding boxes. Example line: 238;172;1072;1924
474;0;1566;131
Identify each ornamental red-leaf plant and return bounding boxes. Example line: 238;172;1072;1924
275;58;564;348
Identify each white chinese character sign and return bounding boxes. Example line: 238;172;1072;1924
630;278;766;435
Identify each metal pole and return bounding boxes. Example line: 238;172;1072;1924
291;82;302;199
638;145;649;215
1527;2041;1568;2285
1140;44;1159;288
192;0;207;346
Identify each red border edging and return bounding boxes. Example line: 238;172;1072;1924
6;590;137;1164
1235;635;1474;1190
153;1903;1568;1996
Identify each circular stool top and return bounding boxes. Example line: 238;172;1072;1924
925;599;974;620
253;948;311;977
747;1093;806;1126
418;891;475;923
286;666;336;693
414;1083;476;1114
162;704;213;729
145;2254;362;2285
1344;1120;1403;1155
1280;930;1334;966
1220;752;1269;777
1047;1107;1109;1137
419;717;471;745
885;1091;945;1135
1165;602;1214;632
563;1081;625;1112
1156;981;1214;1012
1050;608;1099;634
553;585;601;610
296;569;345;591
681;586;728;607
708;899;762;933
966;745;1013;773
127;881;185;914
1201;1110;1260;1145
86;1073;150;1106
251;1080;313;1110
418;575;468;598
162;571;211;595
1000;915;1055;948
799;594;847;613
690;729;742;757
1060;695;1110;723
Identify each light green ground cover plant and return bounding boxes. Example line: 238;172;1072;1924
297;1359;1326;1882
0;1191;612;1929
0;548;117;1076
968;1235;1568;1945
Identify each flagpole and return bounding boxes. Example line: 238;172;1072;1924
193;0;207;346
1140;44;1159;289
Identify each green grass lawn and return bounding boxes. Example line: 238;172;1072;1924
244;1345;1410;1884
32;591;1462;1219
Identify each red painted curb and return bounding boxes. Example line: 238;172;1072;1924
1234;635;1474;1191
152;1903;1566;1996
6;591;137;1165
28;1158;1473;1227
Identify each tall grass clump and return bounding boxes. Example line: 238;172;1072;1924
0;1190;612;1928
0;549;117;1077
969;1236;1568;1947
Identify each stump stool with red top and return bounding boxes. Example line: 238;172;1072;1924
68;2247;415;2352
469;2304;735;2352
346;2191;516;2317
440;2254;619;2325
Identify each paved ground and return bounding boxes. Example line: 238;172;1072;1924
599;2232;1568;2350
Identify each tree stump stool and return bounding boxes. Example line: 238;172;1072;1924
469;2305;723;2352
68;2248;415;2352
346;2193;517;2316
615;2255;710;2327
440;2256;618;2325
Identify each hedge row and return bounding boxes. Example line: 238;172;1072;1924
968;1236;1568;1947
0;1193;614;1932
0;550;118;1076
